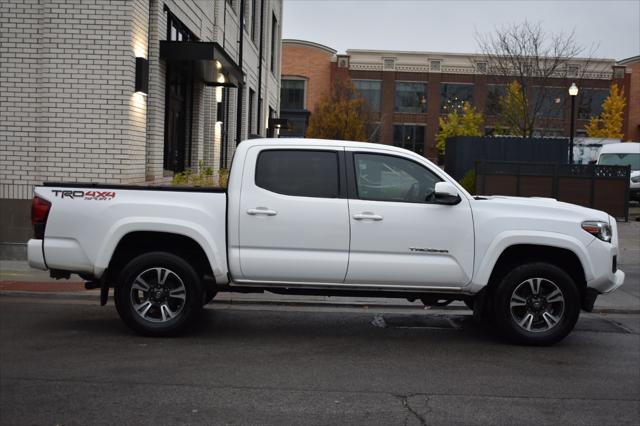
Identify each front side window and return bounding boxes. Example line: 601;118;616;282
395;82;427;113
354;153;441;203
440;83;473;114
353;80;381;112
256;150;339;198
280;79;305;110
393;125;425;155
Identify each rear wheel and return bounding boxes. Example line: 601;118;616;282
114;252;203;336
493;262;580;346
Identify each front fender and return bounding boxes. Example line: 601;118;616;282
470;231;594;292
94;218;228;284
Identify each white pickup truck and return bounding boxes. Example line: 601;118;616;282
28;138;624;345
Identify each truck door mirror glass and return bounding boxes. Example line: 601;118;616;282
434;182;461;205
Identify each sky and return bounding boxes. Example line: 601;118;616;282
282;0;640;60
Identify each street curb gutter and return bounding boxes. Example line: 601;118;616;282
2;290;639;315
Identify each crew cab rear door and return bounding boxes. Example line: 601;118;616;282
235;146;350;283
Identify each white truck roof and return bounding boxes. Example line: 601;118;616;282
598;142;640;154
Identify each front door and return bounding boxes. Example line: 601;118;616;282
237;147;350;283
345;151;474;288
164;62;192;172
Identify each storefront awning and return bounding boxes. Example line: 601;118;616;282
160;41;243;87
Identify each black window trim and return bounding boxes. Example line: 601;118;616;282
346;151;443;204
255;148;347;199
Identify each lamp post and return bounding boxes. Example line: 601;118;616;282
568;82;579;164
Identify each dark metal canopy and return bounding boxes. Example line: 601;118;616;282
159;41;243;87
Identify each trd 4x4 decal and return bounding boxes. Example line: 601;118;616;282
51;190;116;200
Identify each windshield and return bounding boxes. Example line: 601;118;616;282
598;153;640;171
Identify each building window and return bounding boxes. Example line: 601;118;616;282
476;62;487;73
395;82;427;113
440;83;473;114
251;0;259;42
393;125;425;155
353;80;381;113
168;13;195;41
486;84;505;116
164;11;197;173
280;79;305;110
577;88;608;119
430;60;441;72
270;12;278;73
533;128;564;137
533;87;564;119
249;88;256;134
256;150;339;198
278;114;308;138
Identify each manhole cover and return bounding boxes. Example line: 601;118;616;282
575;317;633;334
372;314;464;329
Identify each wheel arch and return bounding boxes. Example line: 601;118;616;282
105;231;215;286
485;244;587;296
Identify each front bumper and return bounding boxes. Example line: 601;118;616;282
27;239;47;270
595;269;625;294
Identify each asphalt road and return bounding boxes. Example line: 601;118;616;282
1;298;639;426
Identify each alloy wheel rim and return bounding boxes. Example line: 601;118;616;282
129;267;187;323
510;278;565;333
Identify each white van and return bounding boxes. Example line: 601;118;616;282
597;142;640;201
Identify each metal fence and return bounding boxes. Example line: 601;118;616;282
445;136;568;180
475;161;631;220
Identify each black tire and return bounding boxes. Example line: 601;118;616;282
203;286;217;305
493;262;580;346
464;298;475;310
114;252;203;336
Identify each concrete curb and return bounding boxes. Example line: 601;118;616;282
2;289;639;314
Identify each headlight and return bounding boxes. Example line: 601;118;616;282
631;175;640;183
582;221;612;242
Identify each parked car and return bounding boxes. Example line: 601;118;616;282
597;142;640;202
28;138;624;345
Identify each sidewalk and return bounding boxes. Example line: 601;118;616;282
2;221;638;313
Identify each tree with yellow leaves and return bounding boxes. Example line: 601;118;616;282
436;102;484;154
585;84;625;139
495;81;529;136
306;78;369;141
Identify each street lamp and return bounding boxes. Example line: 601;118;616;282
568;82;579;164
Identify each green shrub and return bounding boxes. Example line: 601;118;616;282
172;160;215;187
459;169;476;194
218;168;229;188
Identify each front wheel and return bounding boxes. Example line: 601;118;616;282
114;252;203;336
493;262;580;346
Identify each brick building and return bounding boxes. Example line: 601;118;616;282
617;55;640;142
0;0;283;258
279;39;335;137
281;40;637;159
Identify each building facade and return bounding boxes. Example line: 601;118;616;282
281;41;637;159
617;55;640;142
279;39;336;137
0;0;283;258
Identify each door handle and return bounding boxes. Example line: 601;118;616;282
353;212;383;221
247;207;277;216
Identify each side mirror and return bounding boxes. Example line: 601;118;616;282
434;182;461;205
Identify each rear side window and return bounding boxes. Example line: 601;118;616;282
255;150;340;198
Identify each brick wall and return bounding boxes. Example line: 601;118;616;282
0;0;146;197
0;0;282;255
624;62;640;141
282;42;334;113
